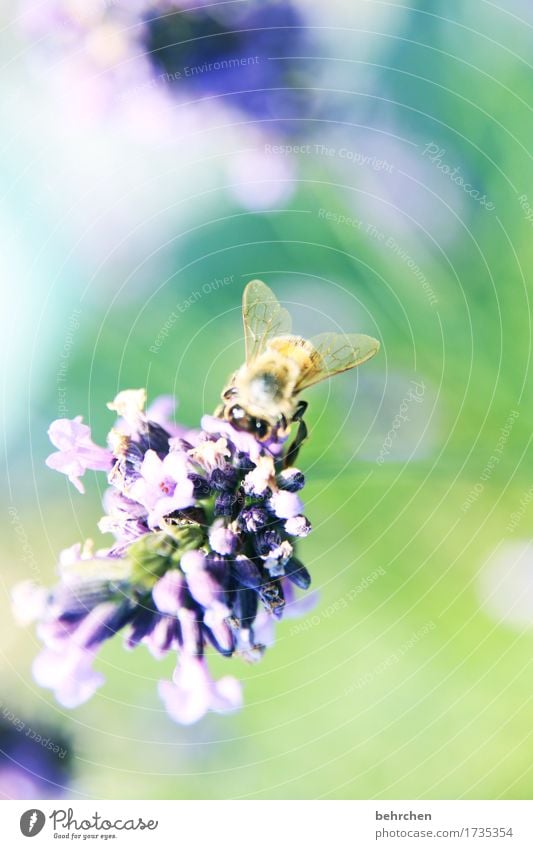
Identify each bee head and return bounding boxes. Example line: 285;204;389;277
227;404;272;442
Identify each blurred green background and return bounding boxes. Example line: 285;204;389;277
1;0;532;799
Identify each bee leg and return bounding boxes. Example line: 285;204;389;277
284;419;308;467
215;380;238;416
284;401;308;467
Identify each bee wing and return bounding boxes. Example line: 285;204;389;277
294;332;380;390
242;279;292;363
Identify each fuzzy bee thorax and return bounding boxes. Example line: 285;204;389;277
235;354;300;406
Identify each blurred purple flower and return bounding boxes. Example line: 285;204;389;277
46;417;113;494
19;1;318;208
142;1;314;135
16;388;314;724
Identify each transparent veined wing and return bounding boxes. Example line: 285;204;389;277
242;280;292;363
294;332;380;390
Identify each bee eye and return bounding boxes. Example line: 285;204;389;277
253;419;270;440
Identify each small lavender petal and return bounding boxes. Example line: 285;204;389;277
73;601;132;650
284;515;312;537
252;610;276;649
187;571;221;610
32;646;104;709
205;552;230;584
180;549;207;574
200;416;262;461
208;522;238;556
188;473;211;499
209;673;243;714
265;560;285;578
146;395;188;439
129;449;195;528
210;466;239;493
107;389;147;434
159;655;242;725
234;451;255;472
158;677;207;726
238;505;270;534
203;608;235;656
152;569;187;615
143;614;178;659
188;433;231;472
284;557;312;590
124;604;158;650
46;417;113;494
232;587;258;626
177;607;203;656
264;540;293;576
182;551;229;612
232;626;265;663
281;578;319;618
255;529;282;558
137;421;171;460
36;618;81;653
214;492;237;517
231;555;263;590
243;456;276;496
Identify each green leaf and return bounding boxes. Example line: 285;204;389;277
128;525;206;591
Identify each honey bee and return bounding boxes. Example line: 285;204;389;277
216;280;380;465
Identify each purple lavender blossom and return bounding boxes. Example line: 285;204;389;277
143;1;315;135
16;388;314;724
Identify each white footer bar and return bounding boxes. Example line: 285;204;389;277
2;800;532;848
